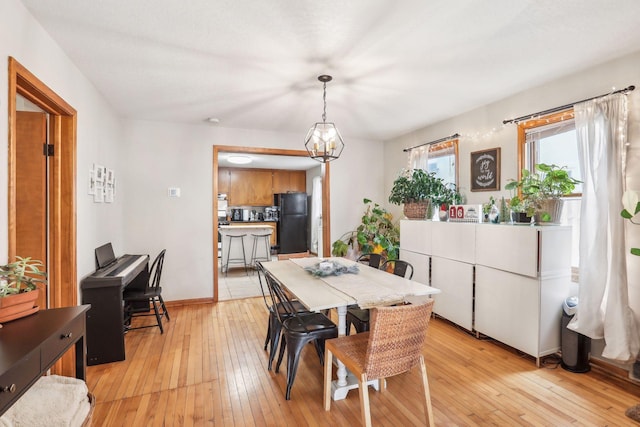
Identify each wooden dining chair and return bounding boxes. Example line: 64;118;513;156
255;261;308;370
265;270;338;400
324;300;436;427
123;249;170;334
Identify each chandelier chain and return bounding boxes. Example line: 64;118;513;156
322;81;327;123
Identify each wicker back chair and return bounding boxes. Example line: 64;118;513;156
324;300;435;427
346;259;415;335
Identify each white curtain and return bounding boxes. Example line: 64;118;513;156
408;145;429;170
310;176;322;255
569;93;639;362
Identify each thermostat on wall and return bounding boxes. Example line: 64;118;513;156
168;187;181;197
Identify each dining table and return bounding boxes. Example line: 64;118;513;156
261;256;440;401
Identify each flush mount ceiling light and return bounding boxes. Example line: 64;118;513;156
305;75;345;163
227;155;252;165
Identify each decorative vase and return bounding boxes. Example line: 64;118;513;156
0;289;39;323
403;201;430;220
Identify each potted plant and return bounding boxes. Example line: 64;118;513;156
332;199;400;260
389;169;448;219
432;184;463;221
505;163;581;223
0;257;46;323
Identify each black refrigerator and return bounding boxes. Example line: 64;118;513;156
274;192;308;254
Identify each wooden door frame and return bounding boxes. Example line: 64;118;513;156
212;145;331;301
8;58;77;374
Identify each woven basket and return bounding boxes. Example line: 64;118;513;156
403;201;430;220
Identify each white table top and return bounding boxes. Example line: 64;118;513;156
261;257;440;311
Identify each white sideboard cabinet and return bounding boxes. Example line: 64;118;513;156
399;220;572;365
475;224;572;365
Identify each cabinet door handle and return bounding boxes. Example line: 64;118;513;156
1;384;16;393
61;332;73;339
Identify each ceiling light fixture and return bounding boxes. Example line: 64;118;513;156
227;155;252;165
305;75;344;163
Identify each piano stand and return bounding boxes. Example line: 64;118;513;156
80;254;149;365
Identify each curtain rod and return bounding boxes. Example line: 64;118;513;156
502;85;635;125
403;133;460;152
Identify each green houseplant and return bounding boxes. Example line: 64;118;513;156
505;163;581;223
332;199;400;260
389;169;448;219
0;257;46;323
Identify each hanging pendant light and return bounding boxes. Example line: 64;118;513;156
305;75;345;163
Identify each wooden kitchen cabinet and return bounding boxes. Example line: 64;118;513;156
229;169;273;205
217;168;231;194
272;170;306;194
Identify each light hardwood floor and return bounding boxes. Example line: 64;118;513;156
86;298;640;426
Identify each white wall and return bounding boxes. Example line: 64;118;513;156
121;120;385;301
384;50;640;365
0;0;126;290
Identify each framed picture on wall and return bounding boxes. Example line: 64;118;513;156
470;148;500;191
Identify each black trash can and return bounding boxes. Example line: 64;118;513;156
560;296;591;373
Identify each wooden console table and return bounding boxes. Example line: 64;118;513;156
0;305;90;416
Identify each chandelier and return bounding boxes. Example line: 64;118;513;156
305;75;345;163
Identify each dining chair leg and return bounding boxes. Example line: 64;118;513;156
152;298;164;334
284;335;311;400
419;356;434;427
275;335;286;373
359;373;372;427
264;319;271;351
269;318;283;371
159;295;170;321
323;347;333;411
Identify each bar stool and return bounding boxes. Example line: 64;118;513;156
250;233;272;270
224;234;248;276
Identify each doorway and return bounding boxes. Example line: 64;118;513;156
8;57;77;376
212;145;331;301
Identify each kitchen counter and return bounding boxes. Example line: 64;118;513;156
228;220;277;223
220;224;275;271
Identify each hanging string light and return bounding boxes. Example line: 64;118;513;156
305;75;345;163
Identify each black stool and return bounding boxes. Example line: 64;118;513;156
250;233;272;270
224;234;248;276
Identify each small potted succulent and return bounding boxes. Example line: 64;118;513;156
0;257;46;323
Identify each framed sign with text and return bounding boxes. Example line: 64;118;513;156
470;148;500;191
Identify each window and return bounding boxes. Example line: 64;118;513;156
518;109;581;270
408;139;458;186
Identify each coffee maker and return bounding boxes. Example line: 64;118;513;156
231;208;243;221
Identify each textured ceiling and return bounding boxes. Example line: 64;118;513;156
19;0;640;141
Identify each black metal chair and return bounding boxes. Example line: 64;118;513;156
381;259;414;279
265;270;338;400
255;261;308;370
356;253;386;269
123;249;170;334
346;259;415;335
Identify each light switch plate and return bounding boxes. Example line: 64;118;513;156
168;187;181;197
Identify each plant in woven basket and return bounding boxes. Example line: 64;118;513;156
0;257;46;297
389;169;449;219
